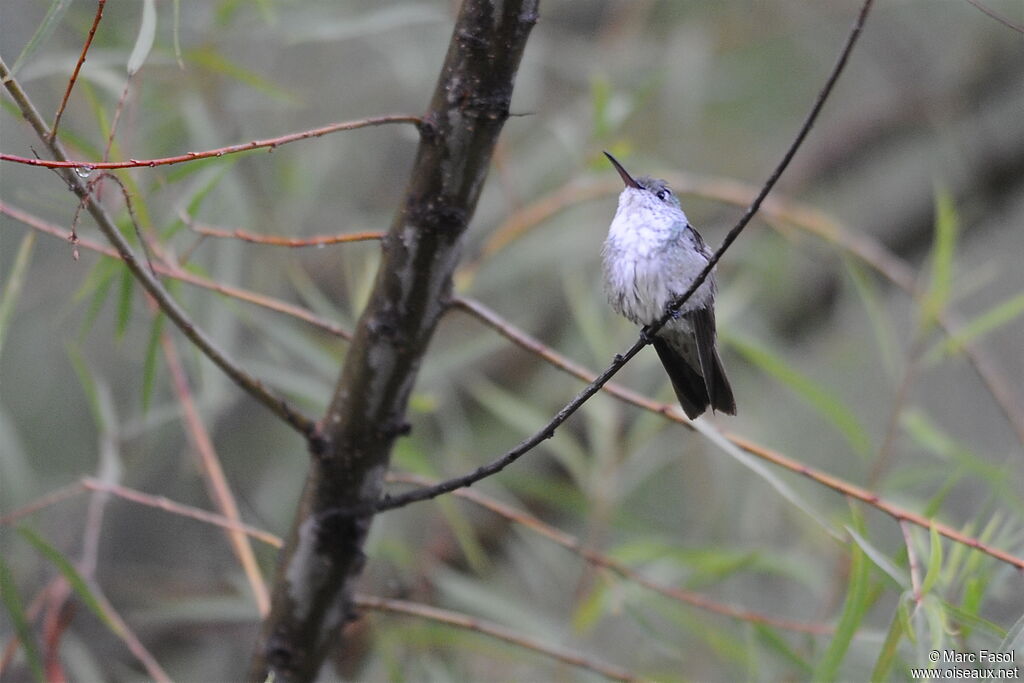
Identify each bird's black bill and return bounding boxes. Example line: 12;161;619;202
604;151;641;189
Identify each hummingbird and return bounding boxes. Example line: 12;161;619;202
601;152;736;419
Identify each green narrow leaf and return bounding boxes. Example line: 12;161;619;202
725;332;874;458
141;312;166;410
899;592;916;643
115;266;134;339
0;232;36;359
591;75;612;140
434;495;490;576
76;259;119;339
468;376;589;488
754;623;814;676
172;0;184;68
920;524;943;596
11;0;73;75
846;526;909;589
919;186;958;330
961;576;987;620
127;0;158;75
939;600;1005;639
998;610;1024;655
571;579;608;634
186;47;296;102
693;419;841;539
18;527;121;634
924;292;1024;364
870;605;905;683
161;164;235;238
843;257;898;377
0;554;45;681
814;524;872;680
67;345;105;429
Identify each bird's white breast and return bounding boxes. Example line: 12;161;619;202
602;189;715;325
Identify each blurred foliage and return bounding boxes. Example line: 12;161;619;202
2;0;1024;681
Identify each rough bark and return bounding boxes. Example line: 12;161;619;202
248;2;539;680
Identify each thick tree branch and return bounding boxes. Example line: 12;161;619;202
249;2;540;680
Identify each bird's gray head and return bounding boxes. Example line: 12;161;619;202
604;151;682;212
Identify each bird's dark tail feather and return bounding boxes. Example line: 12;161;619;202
688;308;736;416
652;337;710;419
652;309;737;420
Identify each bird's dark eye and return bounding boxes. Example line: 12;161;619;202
656;190;667;200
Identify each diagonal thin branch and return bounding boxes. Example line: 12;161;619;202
371;0;876;516
0;478;283;548
1;115;422;170
49;0;107;141
962;0;1024;34
354;594;639;682
160;331;270;616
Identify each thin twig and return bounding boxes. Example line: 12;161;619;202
387;472;832;635
962;0;1024;33
49;0;106;141
354;594;640;682
90;584;172;682
160;331;271;615
0;478;283;548
900;522;923;606
0;482;86;526
0;202;351;339
83;478;283;547
371;0;876;516
1;57;318;437
869;339;925;486
449;295;1024;571
186;218;384;248
3;115;422;170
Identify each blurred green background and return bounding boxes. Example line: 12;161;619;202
2;0;1023;680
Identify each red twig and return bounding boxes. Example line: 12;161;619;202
50;0;107;141
4;115;422;170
